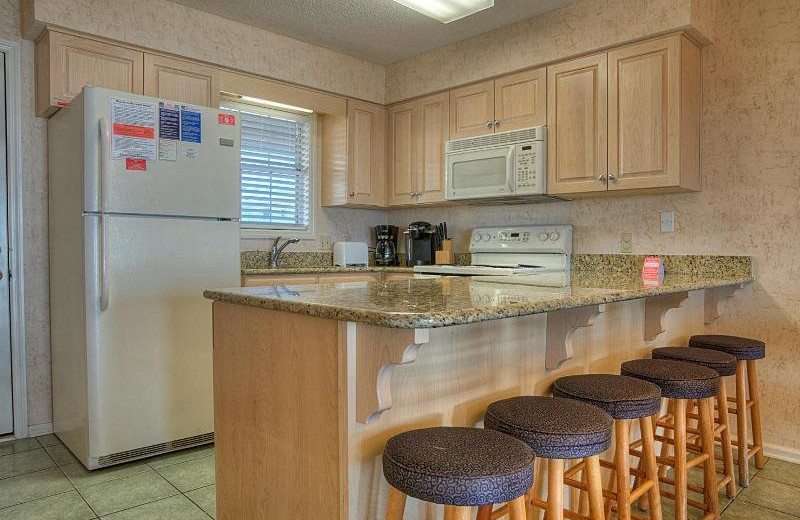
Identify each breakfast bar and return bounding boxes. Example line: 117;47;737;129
204;264;752;520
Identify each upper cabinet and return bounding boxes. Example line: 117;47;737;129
547;34;701;196
449;68;546;140
143;54;221;107
321;100;386;207
387;92;449;206
36;30;144;117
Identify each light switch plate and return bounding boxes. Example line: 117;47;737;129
319;234;332;250
660;211;676;233
621;233;633;253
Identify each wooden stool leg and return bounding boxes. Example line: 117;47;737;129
615;419;632;520
658;399;675;478
509;496;527;520
385;486;407;520
585;455;605;520
735;360;749;487
476;505;492;520
717;381;737;498
447;506;472;520
673;399;688;520
747;360;765;469
640;415;663;520
578;462;589;516
547;458;565;520
700;398;720;520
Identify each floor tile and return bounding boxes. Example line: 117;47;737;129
752;458;800;488
721;498;798;520
146;445;214;470
80;469;178;517
0;438;41;457
155;455;215;492
45;443;81;466
0;448;57;479
738;475;800;517
36;434;62;448
99;495;208;519
0;467;73;509
0;490;96;520
185;484;215;519
62;460;151;490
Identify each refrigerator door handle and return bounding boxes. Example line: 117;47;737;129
98;214;110;312
98;117;111;212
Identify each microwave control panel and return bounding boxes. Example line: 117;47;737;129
514;140;546;194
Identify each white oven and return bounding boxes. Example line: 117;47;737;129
445;126;550;202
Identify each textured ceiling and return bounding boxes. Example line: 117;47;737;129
167;0;582;64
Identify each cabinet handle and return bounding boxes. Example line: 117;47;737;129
608;173;617;181
349;191;355;197
485;121;493;128
493;119;500;127
597;175;607;182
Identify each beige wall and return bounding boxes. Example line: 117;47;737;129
389;0;800;455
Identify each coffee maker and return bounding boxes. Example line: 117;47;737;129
375;225;398;266
404;221;434;266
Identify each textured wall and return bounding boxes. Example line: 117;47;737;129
1;1;52;430
389;0;800;454
27;0;386;103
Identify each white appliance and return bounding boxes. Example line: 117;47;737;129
48;87;241;469
333;241;369;267
413;225;572;287
445;126;558;203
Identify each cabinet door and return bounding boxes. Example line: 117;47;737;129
387;101;418;206
494;68;546;132
416;92;449;204
449;80;494;139
143;54;220;107
546;54;608;195
347;100;386;206
608;35;682;190
38;31;144;116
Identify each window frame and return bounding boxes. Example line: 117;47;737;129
221;98;319;240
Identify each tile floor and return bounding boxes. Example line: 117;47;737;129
1;435;799;519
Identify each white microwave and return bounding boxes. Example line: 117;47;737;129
445;126;553;202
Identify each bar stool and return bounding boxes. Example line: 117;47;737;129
553;374;664;520
689;334;766;486
482;396;613;520
651;346;738;498
382;427;534;520
621;359;720;520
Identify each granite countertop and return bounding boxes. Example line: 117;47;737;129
242;266;414;275
205;270;753;329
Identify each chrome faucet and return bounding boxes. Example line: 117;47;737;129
270;236;300;267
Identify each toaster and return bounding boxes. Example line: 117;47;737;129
333;242;368;267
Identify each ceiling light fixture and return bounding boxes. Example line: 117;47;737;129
391;0;494;24
222;92;314;113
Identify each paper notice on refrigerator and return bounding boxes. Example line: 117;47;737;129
158;139;177;161
110;97;157;161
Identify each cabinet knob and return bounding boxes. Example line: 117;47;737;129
597;175;607;181
349;191;355;197
608;173;617;181
485;121;493;128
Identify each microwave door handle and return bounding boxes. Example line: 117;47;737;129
507;148;516;192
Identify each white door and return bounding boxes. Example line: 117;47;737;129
85;215;239;456
0;53;12;435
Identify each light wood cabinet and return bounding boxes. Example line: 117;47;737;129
449;80;494;139
322;99;386;207
494;68;547;132
36;29;144;117
318;273;381;283
241;274;319;286
387;92;449;206
547;34;701;196
143;54;221;107
546;54;609;195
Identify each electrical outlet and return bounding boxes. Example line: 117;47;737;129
660;211;676;233
319;234;332;250
621;233;633;253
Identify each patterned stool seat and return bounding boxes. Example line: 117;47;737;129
382;427;534;506
485;396;613;459
652;346;737;376
553;374;662;419
621;359;719;399
689;335;766;360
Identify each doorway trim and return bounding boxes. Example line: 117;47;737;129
0;38;28;439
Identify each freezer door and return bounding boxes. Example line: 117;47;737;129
82;87;240;219
84;214;240;457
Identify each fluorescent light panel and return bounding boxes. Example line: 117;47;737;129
391;0;494;23
227;93;314;113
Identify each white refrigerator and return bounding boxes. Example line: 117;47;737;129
48;87;241;469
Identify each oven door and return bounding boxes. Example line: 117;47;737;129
445;146;515;200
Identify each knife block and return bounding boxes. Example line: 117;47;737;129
435;239;454;265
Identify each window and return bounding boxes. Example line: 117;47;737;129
221;99;315;238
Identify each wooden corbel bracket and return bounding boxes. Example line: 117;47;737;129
545;304;606;370
704;284;745;324
644;292;690;341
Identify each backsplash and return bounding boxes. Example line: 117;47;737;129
240;250;472;269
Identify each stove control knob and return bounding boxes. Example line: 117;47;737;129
472;233;481;242
538;232;550;242
549;231;561;242
482;233;492;242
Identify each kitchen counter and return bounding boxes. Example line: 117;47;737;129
206;270;753;329
241;266;413;276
